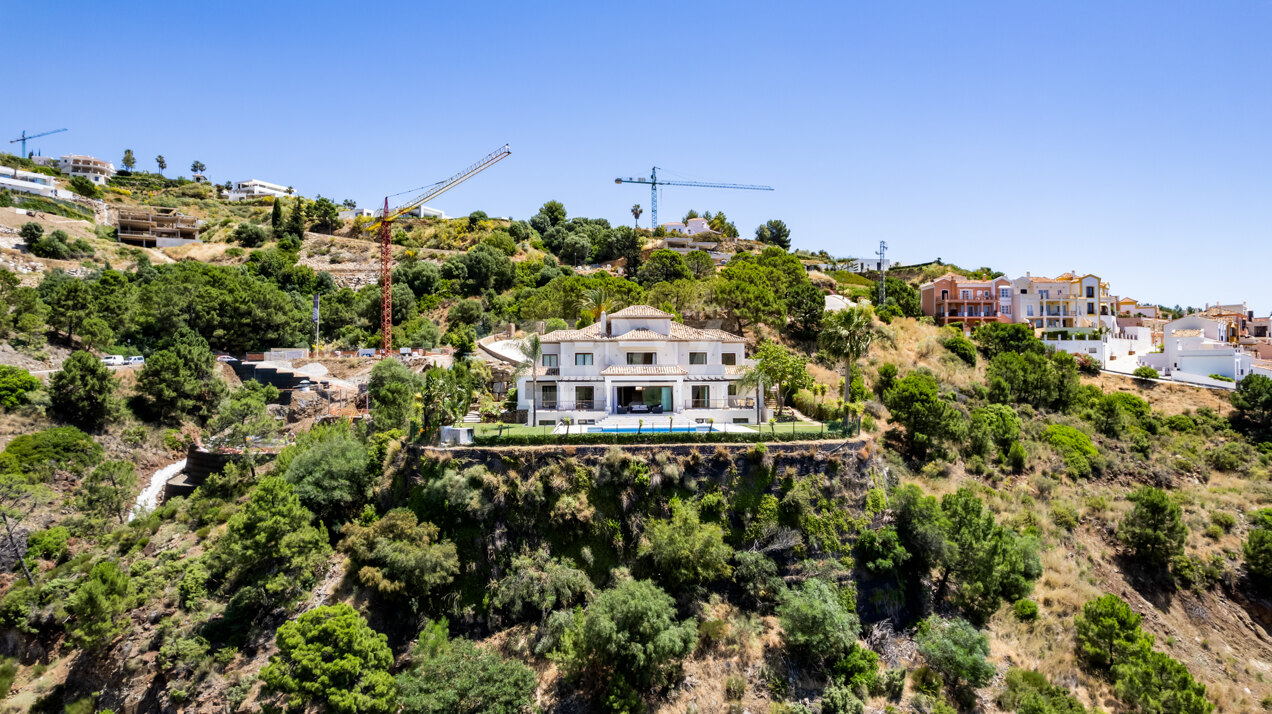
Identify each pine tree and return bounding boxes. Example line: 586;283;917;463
121;149;136;171
271;199;285;233
286;198;307;237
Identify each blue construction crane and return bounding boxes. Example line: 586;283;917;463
614;166;772;229
8;128;68;159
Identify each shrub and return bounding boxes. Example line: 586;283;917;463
915;615;994;688
941;334;977;366
998;668;1087;714
49;351;118;431
875;363;898;395
560;579;697;691
1013;598;1039;621
1119;486;1187;566
1133;366;1159;380
493;547;592;621
733;550;785;607
1;425;103;479
0;365;41;410
396;629;535;714
1244;508;1272;581
1050;502;1080;531
338;508;459;603
1045;424;1099;478
821;685;864;714
1006;441;1027;473
232;222;268;247
260;604;396;714
640;499;732;591
778;578;860;666
1208;374;1234;383
25;526;70;566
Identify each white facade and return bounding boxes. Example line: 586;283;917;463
57;154;115;185
0;166;65;199
338;208;375;219
660;217;718;237
850;258;891;273
514;305;763;428
1141;315;1253;382
227;179;290;202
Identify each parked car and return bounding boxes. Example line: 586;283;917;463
215;355;238;363
101;355;125;366
127;356;145;365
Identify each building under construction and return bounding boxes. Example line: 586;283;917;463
116;207;200;248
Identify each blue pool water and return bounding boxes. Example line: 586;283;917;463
588;426;715;434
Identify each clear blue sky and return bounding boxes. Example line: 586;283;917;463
12;2;1271;312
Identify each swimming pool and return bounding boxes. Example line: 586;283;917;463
587;426;716;434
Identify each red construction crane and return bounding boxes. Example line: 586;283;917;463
365;144;511;355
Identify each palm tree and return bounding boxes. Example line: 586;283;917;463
155;155;166;175
515;333;544;427
582;286;621;322
820;307;874;429
631;204;643;229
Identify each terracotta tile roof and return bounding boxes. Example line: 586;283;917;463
540;323;606;342
601;365;687;376
609;305;675;319
610;328;670;340
668;323;747;343
539;315;746;343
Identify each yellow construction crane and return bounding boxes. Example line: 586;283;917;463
365;144;511;354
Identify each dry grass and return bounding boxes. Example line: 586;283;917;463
867;317;986;391
1088;372;1231;416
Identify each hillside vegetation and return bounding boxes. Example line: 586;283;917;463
0;190;1270;714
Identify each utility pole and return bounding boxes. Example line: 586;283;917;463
876;240;888;306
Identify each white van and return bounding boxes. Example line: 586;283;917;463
101;355;125;366
126;356;145;366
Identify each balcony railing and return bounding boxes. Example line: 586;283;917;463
685;397;757;409
534;399;606;411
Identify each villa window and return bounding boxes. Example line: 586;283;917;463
542;354;558;368
691;385;710;408
1027;305;1035;316
540;385;557;408
941;289;948;300
999;288;1010;298
722;352;737;365
575;353;593;366
961;290;970;299
728;383;738;396
626;352;655;365
689;352;707;365
1087;303;1095;315
575;386;594;408
1086;286;1095;298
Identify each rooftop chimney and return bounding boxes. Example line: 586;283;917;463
600;310;609;337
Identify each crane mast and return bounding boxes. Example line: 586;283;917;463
614;166;773;228
367;144;511;355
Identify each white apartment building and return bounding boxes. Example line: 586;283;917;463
227;179;290;202
0;166;65;199
338;207;375;219
850;258;892;273
515;305;764;430
57;155;115;185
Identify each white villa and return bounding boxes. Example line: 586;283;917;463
1138;315;1253;386
227;179;290;202
0;166;65;199
56;154;116;185
514;306;765;430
